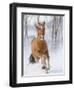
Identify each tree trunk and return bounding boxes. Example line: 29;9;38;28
37;15;40;23
24;15;28;39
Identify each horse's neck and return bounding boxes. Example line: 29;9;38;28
37;37;43;41
37;35;44;40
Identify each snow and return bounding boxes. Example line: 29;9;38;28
23;37;64;77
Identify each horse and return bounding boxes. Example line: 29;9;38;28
30;22;50;73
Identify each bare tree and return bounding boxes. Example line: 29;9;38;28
52;16;63;43
24;15;28;39
59;16;63;41
24;15;33;39
52;16;56;42
37;15;40;23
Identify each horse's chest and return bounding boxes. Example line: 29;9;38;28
37;40;47;53
38;42;45;49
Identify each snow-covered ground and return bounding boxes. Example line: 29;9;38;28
23;37;64;77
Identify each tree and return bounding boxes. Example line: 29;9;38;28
52;16;63;43
24;15;33;39
37;15;40;23
24;15;28;39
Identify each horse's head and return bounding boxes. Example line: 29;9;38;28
35;22;45;40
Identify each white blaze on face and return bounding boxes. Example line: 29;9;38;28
40;25;44;40
40;25;43;30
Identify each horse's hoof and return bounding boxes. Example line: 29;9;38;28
30;54;36;64
47;67;50;70
45;70;49;73
42;66;46;69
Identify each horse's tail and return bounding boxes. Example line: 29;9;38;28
29;54;36;64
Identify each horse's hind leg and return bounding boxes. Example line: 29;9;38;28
46;56;50;70
44;57;50;73
29;54;36;64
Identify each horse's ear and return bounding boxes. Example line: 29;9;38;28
43;21;45;25
38;22;41;25
35;24;38;29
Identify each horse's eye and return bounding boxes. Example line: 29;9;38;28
38;50;40;52
44;50;47;54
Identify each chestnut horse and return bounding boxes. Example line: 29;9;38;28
30;22;50;73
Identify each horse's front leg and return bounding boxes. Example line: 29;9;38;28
41;55;50;73
40;56;46;70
